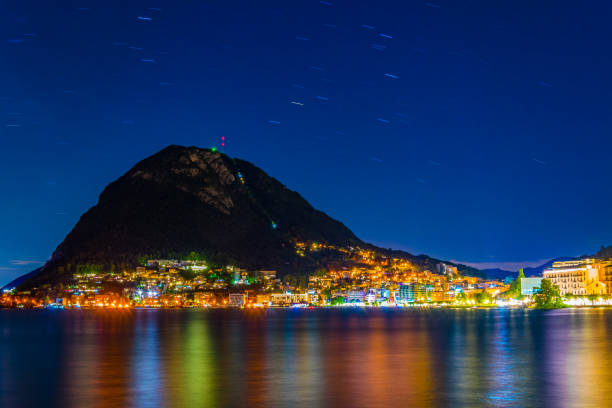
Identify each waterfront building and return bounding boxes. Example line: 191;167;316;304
228;293;245;307
194;292;215;306
520;277;543;296
345;290;365;302
365;287;390;302
255;294;271;306
270;293;309;306
379;288;390;300
431;290;454;302
399;283;434;302
543;259;606;296
430;290;443;302
595;261;612;295
389;288;400;302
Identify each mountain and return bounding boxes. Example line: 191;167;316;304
18;145;472;289
478;268;516;281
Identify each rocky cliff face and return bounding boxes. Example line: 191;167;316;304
24;145;365;287
129;148;236;214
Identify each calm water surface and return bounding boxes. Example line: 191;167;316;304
1;308;612;408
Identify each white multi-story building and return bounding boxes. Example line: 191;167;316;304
543;259;606;296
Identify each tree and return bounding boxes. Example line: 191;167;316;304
321;288;332;300
330;296;345;305
533;279;564;308
314;268;327;277
186;251;200;261
179;269;196;281
476;291;492;304
506;268;526;298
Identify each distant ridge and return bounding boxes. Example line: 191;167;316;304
477;256;585;280
477;268;516;281
1;268;41;291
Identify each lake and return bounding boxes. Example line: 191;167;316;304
1;308;611;407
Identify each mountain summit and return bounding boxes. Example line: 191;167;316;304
19;145;469;289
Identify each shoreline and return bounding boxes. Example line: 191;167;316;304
3;304;612;311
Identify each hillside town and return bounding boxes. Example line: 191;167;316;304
2;242;612;309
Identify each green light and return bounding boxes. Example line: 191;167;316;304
211;147;217;152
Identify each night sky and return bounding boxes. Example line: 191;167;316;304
2;1;611;285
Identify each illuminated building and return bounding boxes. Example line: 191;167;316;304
436;263;458;277
194;292;215;306
345;290;365;302
255;294;271;306
599;262;612;295
520;277;543;296
399;283;433;302
228;293;245;307
232;268;248;285
543;259;606;295
270;293;309;306
259;270;277;280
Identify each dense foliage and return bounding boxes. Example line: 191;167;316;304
505;269;526;298
533;279;564;309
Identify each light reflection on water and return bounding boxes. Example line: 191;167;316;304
1;308;612;408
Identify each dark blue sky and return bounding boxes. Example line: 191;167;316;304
1;0;611;284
